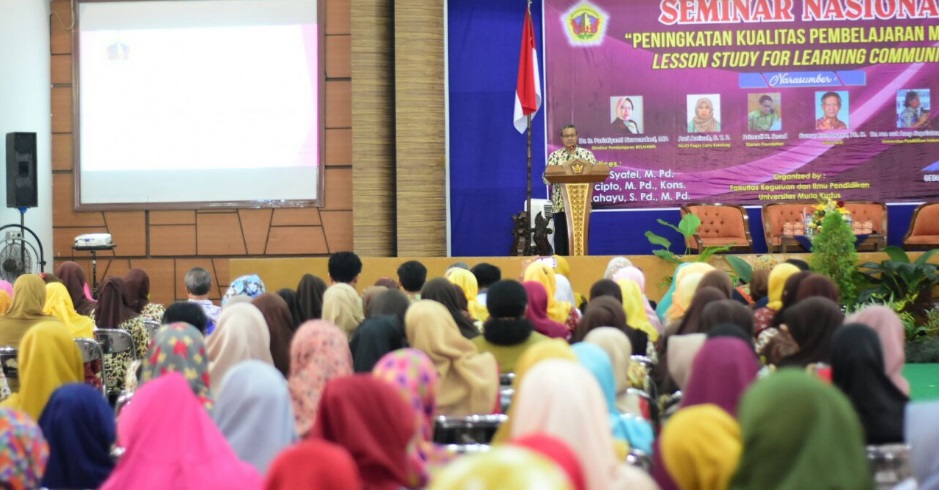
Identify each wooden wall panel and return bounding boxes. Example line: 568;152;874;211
325;35;351;78
326;0;351;34
149;211;196;225
149;225;196;257
323;168;353;210
325;128;351;166
103;211;147;257
52;174;105;227
52;134;72;172
267;227;328;255
51;87;72;133
50;0;72;55
325;80;352;128
51;55;71;85
238;209;273;255
272;208;321;226
196;213;246;256
174;258;223;301
394;0;446;256
321;210;354;252
351;0;396;256
128;259;175;306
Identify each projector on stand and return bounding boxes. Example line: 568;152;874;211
74;233;113;250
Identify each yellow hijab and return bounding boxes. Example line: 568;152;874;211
667;272;705;325
662;404;742;490
43;283;94;339
404;300;498;416
445;268;489;323
523;262;572;324
617;279;659;342
492;339;576;444
0;291;10;315
766;264;800;311
321;283;364;338
1;321;84;420
664;263;714;323
0;274;57;348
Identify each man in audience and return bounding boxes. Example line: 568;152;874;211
162;302;209;335
397;260;427;302
185;267;221;334
328;251;363;286
471;262;501;307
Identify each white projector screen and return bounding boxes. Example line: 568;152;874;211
75;0;322;208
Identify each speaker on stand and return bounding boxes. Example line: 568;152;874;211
2;133;46;279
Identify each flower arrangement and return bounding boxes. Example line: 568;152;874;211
805;198;850;237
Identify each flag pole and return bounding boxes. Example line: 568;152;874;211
526;113;533;255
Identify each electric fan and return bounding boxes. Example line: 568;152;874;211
0;224;46;282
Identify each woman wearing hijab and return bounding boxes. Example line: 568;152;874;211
523;262;579;330
661;404;741;490
0;407;48;489
446;267;489;322
55;261;96;315
321;283;364;339
572;343;654;454
603;256;633;280
311;375;416;490
523;281;569;340
831;324;908;444
124;268;166;323
296;273;328;321
43;282;94;338
752;263;799;335
472;280;548;373
681;337;760;415
846;305;910;395
405;300;498;416
1;321;83;421
0;274;57;349
213;360;296;474
492;339;577;444
589;279;622;303
288;320;353;436
667;287;729;337
578;296;649;358
906;401;939;490
511;359;659;490
142;322;214;410
95;277;149;393
101;373;262;490
206;303;274;387
361;285;388;318
373;349;451;487
666;272;705;325
430;446;578;490
221;274;266;306
697;270;734;299
794;273;840;303
730;369;872;490
613;267;662;334
422;278;480;339
367;288;410;323
584;327;637;416
618;279;660;344
699;300;754;337
38;384;115;489
251;293;295;377
776;297;844;368
264;439;361;489
275;288;305;330
688;97;721;133
350;316;407;373
511;434;587;490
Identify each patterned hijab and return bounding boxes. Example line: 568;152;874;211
43;282;94;339
123;268;152;314
206;303;274;387
662;404;742;490
142;322;214;410
221;274;266;306
322;283;364;339
446;267;489;322
213;360;296;475
523;262;572;324
373;349;450;488
404;300;498;416
251;293;295;377
296;274;328;321
1;321;83;421
846;305;910;395
730;369;872;490
38;384;115;490
0;407;48;490
288;320;353;437
55;261;96;316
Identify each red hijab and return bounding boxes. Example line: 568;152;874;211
264;439;361;490
311;375;415;490
523;281;568;339
512;434;586;490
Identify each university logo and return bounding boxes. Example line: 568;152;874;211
563;1;608;46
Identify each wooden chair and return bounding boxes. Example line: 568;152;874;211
762;203;814;252
680;203;753;253
904;202;939;250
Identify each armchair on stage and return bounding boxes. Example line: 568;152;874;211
680;203;753;253
545;160;611;256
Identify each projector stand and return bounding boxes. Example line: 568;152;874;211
72;244;116;299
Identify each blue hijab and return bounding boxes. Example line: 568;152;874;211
572;343;654;453
655;262;691;324
38;383;115;489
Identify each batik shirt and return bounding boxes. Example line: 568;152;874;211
544;146;597;212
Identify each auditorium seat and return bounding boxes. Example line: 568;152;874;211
903;202;939;250
680;203;752;253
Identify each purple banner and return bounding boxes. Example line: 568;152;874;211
544;0;939;209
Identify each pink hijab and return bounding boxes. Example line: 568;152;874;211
523;281;569;339
102;372;261;490
289;320;353;436
846;305;910;395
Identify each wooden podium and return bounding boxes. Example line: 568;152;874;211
545;160;611;256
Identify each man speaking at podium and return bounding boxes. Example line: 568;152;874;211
544;124;596;255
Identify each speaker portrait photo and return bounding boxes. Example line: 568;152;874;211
897;89;931;129
687;94;721;133
609;96;643;134
815;91;849;131
747;93;782;132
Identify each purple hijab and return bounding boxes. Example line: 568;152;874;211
681;336;760;416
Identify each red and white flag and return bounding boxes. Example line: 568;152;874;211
513;3;542;133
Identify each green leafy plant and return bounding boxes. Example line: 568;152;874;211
810;210;863;305
645;214;732;264
723;255;753;284
858;246;939;323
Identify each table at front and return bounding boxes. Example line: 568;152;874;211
779;234;885;253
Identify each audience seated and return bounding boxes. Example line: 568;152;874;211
95;277;150;394
124;268;166;323
207;303;274;387
446;267;489;322
846;305;910;395
142;322;214;409
523;281;569;340
251;293;295;377
295;273;328;321
422;278;481;339
472;280;548;373
221;274;266;307
661;404;742;490
288;320;352;437
43;282;94;338
510;434;587;490
162;302;208;334
185;267;221;333
264;439;361;489
321;283;365;339
398;260;428;302
0;407;48;489
0;275;58;353
327;251;362;285
430;445;577;490
471;262;501;307
523;262;580;331
274;288;305;330
55;261;96;316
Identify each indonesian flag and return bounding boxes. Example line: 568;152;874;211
513;5;541;133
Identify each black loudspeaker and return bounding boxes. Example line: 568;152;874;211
6;132;37;209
